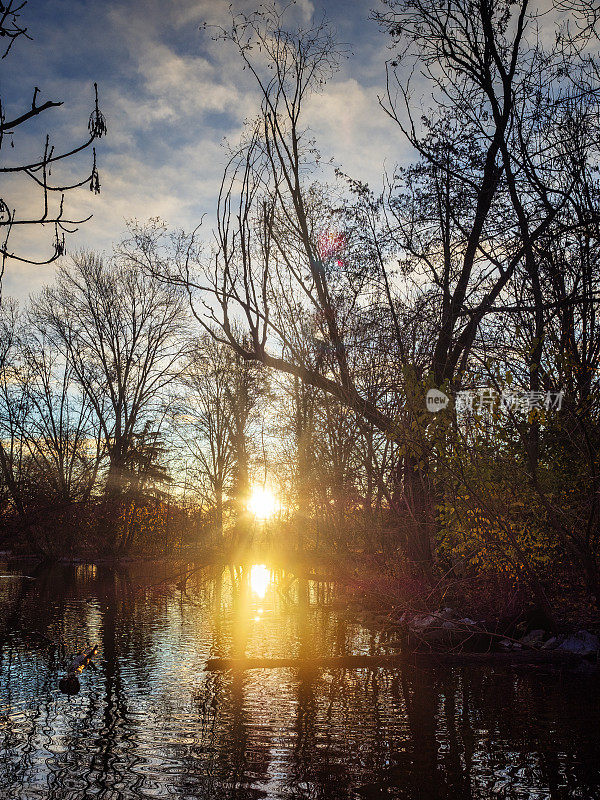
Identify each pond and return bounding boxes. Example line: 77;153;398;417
0;559;599;799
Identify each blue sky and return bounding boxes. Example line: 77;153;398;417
2;0;409;299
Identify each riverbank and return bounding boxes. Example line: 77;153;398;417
290;552;600;667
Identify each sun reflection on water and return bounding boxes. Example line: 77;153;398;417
250;564;271;599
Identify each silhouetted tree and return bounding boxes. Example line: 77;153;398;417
0;0;106;298
32;252;188;504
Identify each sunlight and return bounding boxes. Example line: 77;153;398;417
250;564;271;599
247;485;278;520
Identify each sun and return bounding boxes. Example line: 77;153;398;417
247;485;278;520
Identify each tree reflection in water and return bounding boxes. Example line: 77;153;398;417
0;560;598;799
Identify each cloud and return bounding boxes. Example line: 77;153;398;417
305;77;400;186
3;0;409;302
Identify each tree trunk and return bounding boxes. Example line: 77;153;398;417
401;453;434;570
215;486;223;541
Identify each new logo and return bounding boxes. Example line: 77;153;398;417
426;388;449;412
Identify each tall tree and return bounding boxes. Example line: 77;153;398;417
132;3;599;577
176;335;238;539
32;252;188;502
17;318;103;505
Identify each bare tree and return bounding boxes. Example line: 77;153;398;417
128;2;599;581
175;335;237;539
0;0;106;298
17;317;103;505
0;301;27;520
32;252;188;506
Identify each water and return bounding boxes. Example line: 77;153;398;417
0;560;599;800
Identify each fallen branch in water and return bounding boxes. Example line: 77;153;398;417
205;650;582;671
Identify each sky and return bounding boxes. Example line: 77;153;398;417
2;0;409;301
